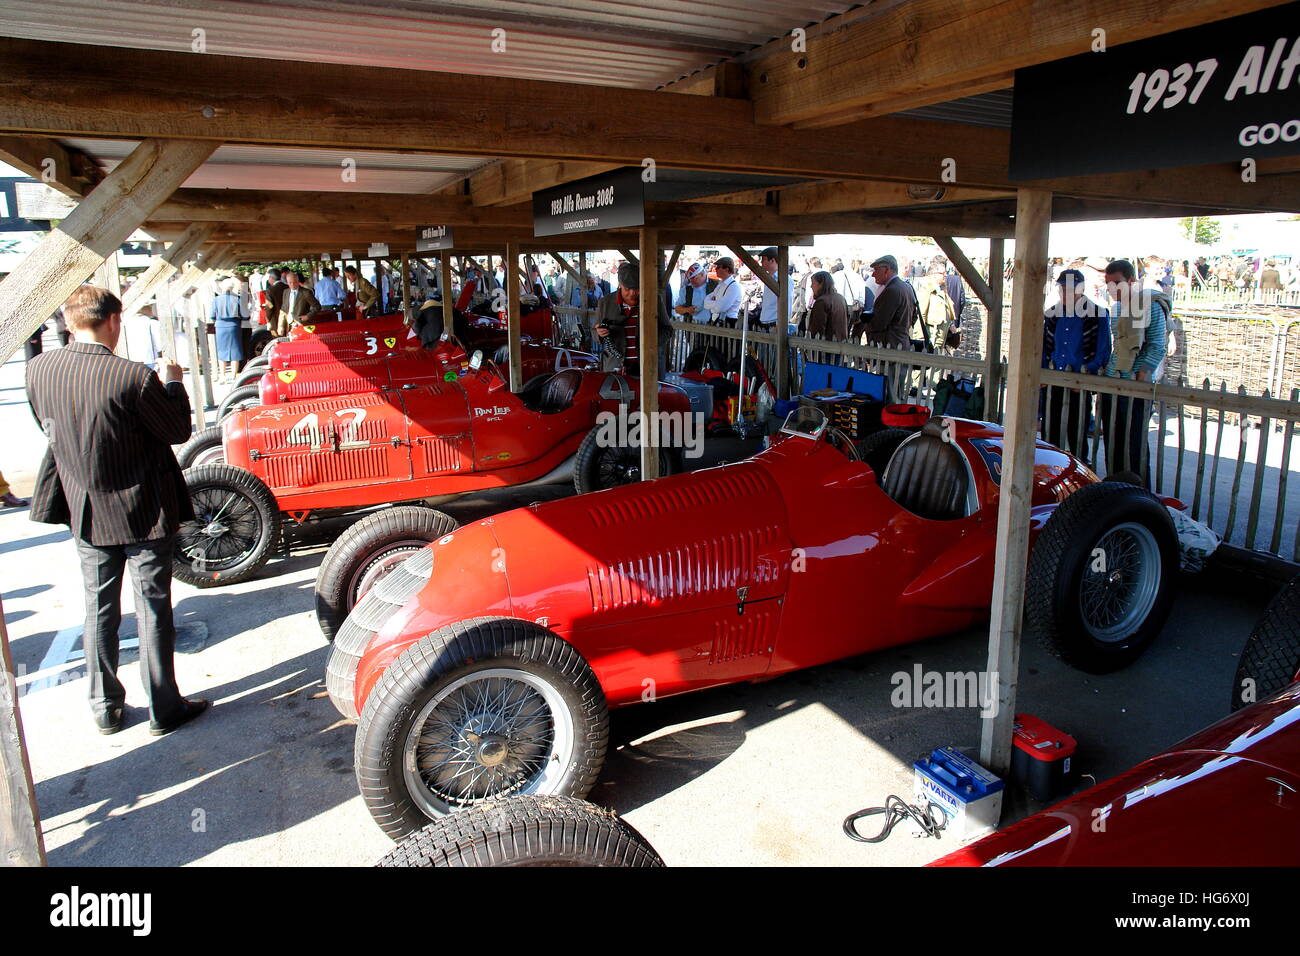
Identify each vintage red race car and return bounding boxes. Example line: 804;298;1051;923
325;411;1184;838
173;353;692;604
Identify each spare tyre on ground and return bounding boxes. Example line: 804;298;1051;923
376;796;664;867
1231;573;1300;711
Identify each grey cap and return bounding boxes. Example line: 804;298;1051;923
870;255;899;271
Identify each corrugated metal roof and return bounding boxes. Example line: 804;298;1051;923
899;90;1014;129
0;0;858;89
63;139;484;193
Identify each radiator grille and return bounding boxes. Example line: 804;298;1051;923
263;446;388;487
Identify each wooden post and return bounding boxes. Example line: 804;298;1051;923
776;244;790;399
987;238;1006;421
639;227;660;481
440;254;454;334
0;139;217;365
121;223;215;315
505;242;523;392
979;188;1051;775
0;593;45;866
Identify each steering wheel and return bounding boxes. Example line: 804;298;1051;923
822;426;863;461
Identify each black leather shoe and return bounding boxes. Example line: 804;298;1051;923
94;705;124;735
148;698;210;736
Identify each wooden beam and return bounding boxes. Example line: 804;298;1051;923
780;180;1011;215
0;134;103;198
440;254;453;336
0;593;45;866
980;188;1051;775
618;249;639;266
729;245;778;294
639;227;660;481
506;242;522;392
469;159;618;207
122;222;216;314
748;0;1290;126
776;245;790;400
986;238;1005;421
933;236;993;311
152;189;533;227
0;139;217;366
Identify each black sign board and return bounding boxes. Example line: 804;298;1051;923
1010;4;1300;180
533;167;645;237
415;224;454;251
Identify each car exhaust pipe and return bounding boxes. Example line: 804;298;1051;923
512;454;575;489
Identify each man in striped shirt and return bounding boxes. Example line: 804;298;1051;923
26;286;210;737
1099;259;1170;485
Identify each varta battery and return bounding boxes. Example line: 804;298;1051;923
913;747;1005;841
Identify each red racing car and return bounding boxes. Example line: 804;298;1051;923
174;351;692;606
326;410;1183;838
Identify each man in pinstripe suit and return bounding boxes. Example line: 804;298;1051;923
26;286;210;737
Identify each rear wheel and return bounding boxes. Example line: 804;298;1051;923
217;384;262;422
355;617;608;839
176;425;225;469
376;796;663;868
315;505;458;643
1231;574;1300;711
173;464;280;588
859;427;912;476
1025;482;1178;673
573;426;682;494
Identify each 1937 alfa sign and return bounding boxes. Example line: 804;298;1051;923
1010;3;1300;180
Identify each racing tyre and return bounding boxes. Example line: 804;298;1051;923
683;345;725;374
376;796;663;868
173;464;281;588
217;385;262;422
248;329;274;357
1230;574;1300;711
1025;482;1178;673
355;617;608;839
315;505;458;643
176;425;225;469
860;427;912;476
573;427;682;495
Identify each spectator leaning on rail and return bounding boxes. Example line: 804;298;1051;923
1040;268;1111;459
807;270;850;343
755;247;796;333
26;286;209;737
1100;259;1169;485
673;262;711;323
592;262;673;376
703;256;742;327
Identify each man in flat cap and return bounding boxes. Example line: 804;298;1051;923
855;254;916;351
592;261;673;375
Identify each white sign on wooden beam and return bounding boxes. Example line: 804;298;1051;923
368;243;389;257
14;181;77;220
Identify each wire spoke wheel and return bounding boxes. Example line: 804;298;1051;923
595;445;641;487
403;668;574;816
1078;522;1161;643
179;485;264;571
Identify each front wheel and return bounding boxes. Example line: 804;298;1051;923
173;464;280;587
248;329;274;357
217;384;262;422
1025;482;1178;673
315;505;458;643
573;426;682;494
355;617;608;839
377;796;664;867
